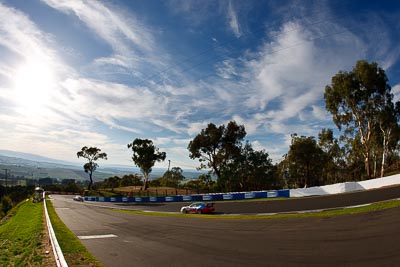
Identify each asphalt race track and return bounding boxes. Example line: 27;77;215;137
111;185;400;214
50;186;400;267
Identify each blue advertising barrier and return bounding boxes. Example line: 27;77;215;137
84;189;290;203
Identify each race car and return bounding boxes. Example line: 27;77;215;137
73;195;84;202
180;202;215;214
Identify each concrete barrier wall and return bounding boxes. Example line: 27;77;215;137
358;174;400;189
290;174;400;197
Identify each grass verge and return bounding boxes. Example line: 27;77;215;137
0;199;49;266
114;199;400;220
46;199;103;267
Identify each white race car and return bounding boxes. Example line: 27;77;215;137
180;202;215;214
73;195;84;202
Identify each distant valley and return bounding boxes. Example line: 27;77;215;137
0;150;204;182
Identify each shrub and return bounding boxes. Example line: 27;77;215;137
1;195;13;216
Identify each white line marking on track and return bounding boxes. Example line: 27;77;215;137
78;234;118;240
344;203;371;209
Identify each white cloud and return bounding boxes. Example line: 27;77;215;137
0;123;113;163
242;20;366;138
311;105;330;121
0;3;76;126
59;78;168;129
0;1;171;163
166;0;244;38
166;0;215;26
393;84;400;103
41;0;154;70
186;121;209;136
231;114;260;135
160;146;195;169
227;1;241;38
162;84;198;97
250;140;267;151
216;59;238;79
0;3;71;72
93;56;131;69
0;3;47;58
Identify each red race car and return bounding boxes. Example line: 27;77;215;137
180;202;215;214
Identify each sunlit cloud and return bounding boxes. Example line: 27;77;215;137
0;3;48;58
0;3;72;123
59;78;168;129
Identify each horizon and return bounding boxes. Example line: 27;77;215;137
0;150;207;182
0;149;205;173
0;1;399;169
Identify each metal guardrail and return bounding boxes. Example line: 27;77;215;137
43;192;69;267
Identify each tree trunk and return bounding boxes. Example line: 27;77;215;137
358;118;372;179
88;172;93;190
373;155;377;178
380;128;390;178
381;134;387;177
381;153;385;178
365;155;371;179
144;174;149;190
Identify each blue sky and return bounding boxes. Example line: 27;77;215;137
0;0;399;170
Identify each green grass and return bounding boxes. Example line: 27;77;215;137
0;199;47;266
45;199;103;267
114;199;400;220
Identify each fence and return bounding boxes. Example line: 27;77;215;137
84;189;290;202
43;192;68;267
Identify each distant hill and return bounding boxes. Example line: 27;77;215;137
0;150;128;180
0;154;115;181
0;149;78;167
0;150;205;181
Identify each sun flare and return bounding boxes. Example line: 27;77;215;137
13;58;56;112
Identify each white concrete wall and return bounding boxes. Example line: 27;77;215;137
290;174;400;197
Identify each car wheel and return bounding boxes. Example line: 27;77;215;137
197;209;202;214
183;209;188;214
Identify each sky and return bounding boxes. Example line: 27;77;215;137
0;0;399;171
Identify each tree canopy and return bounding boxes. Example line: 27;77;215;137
77;146;107;190
285;134;326;188
127;138;166;190
188;120;246;179
188;121;279;191
219;142;276;191
324;60;399;178
161;167;185;188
